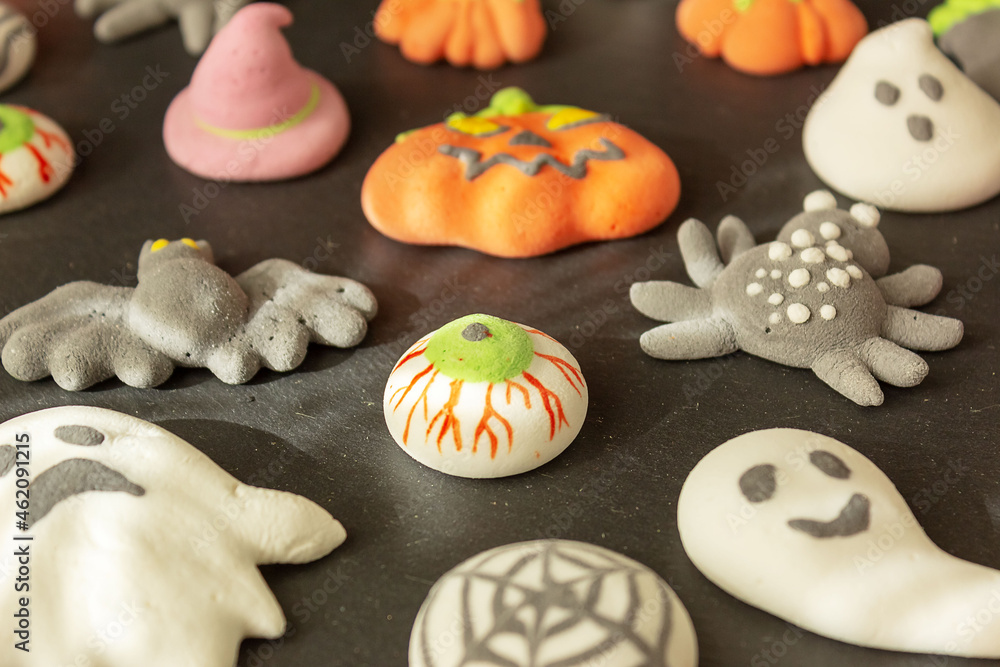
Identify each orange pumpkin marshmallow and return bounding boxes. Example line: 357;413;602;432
676;0;868;76
374;0;546;69
361;88;681;258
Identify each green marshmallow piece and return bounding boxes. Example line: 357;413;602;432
424;314;534;384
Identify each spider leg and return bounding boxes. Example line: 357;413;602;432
245;302;310;372
177;3;215;55
678;218;725;288
812;350;883;406
630;281;712;322
92;1;171;43
639;318;737;360
882;305;963;351
113;336;174;388
858;337;928;387
876;265;943;307
716;215;756;264
206;344;261;385
48;323;117;391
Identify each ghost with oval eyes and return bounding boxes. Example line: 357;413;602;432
0;406;346;667
803;18;1000;212
678;428;1000;658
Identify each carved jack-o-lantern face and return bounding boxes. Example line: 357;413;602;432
361;87;681;258
437;108;625;180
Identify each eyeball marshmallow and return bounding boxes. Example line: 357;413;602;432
384;314;587;478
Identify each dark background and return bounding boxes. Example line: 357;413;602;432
1;0;998;665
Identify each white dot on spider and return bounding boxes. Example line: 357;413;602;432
847;265;863;280
769;312;782;324
800;248;825;263
803;190;837;211
768;293;785;305
790;229;815;248
788;269;811;288
821;305;837;320
826;244;849;262
827;268;851;288
819;222;842;240
769;242;792;261
787;303;811;324
817;282;830;293
756;268;767;278
746;283;764;296
771;269;782;280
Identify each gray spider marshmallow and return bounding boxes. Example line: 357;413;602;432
0;238;377;390
630;190;964;406
75;0;251;55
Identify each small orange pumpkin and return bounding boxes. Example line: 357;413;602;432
361;88;681;258
374;0;546;69
677;0;868;76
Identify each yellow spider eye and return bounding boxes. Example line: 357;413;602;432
150;239;169;252
181;238;199;249
446;116;507;137
547;108;602;130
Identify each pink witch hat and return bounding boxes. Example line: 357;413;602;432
163;3;350;181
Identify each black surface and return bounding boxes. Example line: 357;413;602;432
1;1;998;665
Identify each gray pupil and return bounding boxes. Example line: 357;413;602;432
462;323;491;342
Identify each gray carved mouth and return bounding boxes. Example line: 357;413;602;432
438;138;626;181
788;493;871;538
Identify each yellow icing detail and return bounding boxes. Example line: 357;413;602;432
194;83;321;140
181;238;199;249
150;239;170;252
446;116;504;136
547;108;601;130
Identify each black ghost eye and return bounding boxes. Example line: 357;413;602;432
740;464;777;503
508;130;552;148
54;425;106;446
0;445;14;477
810;450;851;479
875;81;900;106
919;74;944;101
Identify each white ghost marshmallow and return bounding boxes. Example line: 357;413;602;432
803;19;1000;212
0;406;346;667
678;428;1000;658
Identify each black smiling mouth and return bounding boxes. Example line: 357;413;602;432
788;493;871;538
438;138;625;181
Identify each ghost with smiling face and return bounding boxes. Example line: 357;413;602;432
678;428;1000;658
803;19;1000;212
